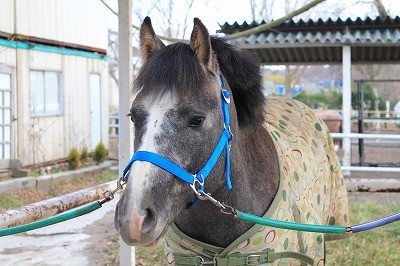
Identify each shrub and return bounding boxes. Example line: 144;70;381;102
81;146;89;163
68;147;81;170
93;142;107;164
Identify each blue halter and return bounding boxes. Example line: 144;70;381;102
122;75;233;207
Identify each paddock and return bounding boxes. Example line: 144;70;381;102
1;0;400;265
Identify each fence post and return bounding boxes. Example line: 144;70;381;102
118;0;135;265
342;45;352;176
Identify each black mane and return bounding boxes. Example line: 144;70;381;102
211;37;265;127
135;37;265;127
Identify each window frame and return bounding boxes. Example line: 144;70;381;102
30;69;63;117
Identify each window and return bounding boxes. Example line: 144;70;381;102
30;70;62;116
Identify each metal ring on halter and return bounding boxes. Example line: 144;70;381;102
222;93;230;104
190;176;205;199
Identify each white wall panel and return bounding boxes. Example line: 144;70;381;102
0;0;15;34
0;48;16;67
14;0;108;49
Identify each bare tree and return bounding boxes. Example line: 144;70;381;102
154;0;196;39
373;0;388;18
250;0;275;22
352;0;389;85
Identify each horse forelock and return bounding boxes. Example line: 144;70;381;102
135;42;208;99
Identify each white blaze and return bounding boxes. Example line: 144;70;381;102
128;93;176;204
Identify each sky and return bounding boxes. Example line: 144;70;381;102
102;0;400;38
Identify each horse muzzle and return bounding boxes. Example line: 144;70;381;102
115;192;161;246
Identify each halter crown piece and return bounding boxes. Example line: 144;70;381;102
122;74;233;207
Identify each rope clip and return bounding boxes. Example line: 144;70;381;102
99;176;126;206
196;190;237;216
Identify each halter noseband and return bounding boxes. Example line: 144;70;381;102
122;75;233;207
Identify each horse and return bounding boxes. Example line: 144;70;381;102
115;17;349;266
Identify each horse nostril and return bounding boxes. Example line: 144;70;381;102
141;207;156;234
146;208;153;219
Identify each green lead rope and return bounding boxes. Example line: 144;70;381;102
236;211;347;234
0;201;101;237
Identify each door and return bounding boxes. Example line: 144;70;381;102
0;73;12;159
90;74;102;150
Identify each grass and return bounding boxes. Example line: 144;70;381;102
0;193;23;211
0;170;116;212
326;201;400;265
136;246;164;266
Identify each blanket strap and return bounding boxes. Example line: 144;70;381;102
173;249;314;266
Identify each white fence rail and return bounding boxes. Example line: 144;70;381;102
331;133;400;140
331;133;400;173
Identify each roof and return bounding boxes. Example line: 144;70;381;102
219;16;400;64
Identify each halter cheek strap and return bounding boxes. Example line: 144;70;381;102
122;75;233;208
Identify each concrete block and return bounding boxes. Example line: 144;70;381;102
0;170;11;179
0;159;10;169
36;175;53;194
0;177;36;193
50;163;112;185
9;159;22;170
11;169;30;178
0;161;112;194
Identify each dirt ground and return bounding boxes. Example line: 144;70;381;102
85;209;118;265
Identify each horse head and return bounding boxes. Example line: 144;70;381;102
115;17;234;246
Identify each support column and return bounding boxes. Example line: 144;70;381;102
342;45;352;176
118;0;135;265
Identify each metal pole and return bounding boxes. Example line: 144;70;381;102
118;0;135;265
342;45;352;176
358;81;365;166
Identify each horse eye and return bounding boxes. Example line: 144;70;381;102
128;114;135;123
188;116;205;127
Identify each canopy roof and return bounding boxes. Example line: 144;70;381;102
219;16;400;64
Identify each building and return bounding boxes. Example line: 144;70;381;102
0;0;110;166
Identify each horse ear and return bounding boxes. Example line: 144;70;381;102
190;18;216;73
140;17;165;64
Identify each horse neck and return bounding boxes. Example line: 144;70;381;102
173;122;280;247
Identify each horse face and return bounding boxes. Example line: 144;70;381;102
115;17;224;246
